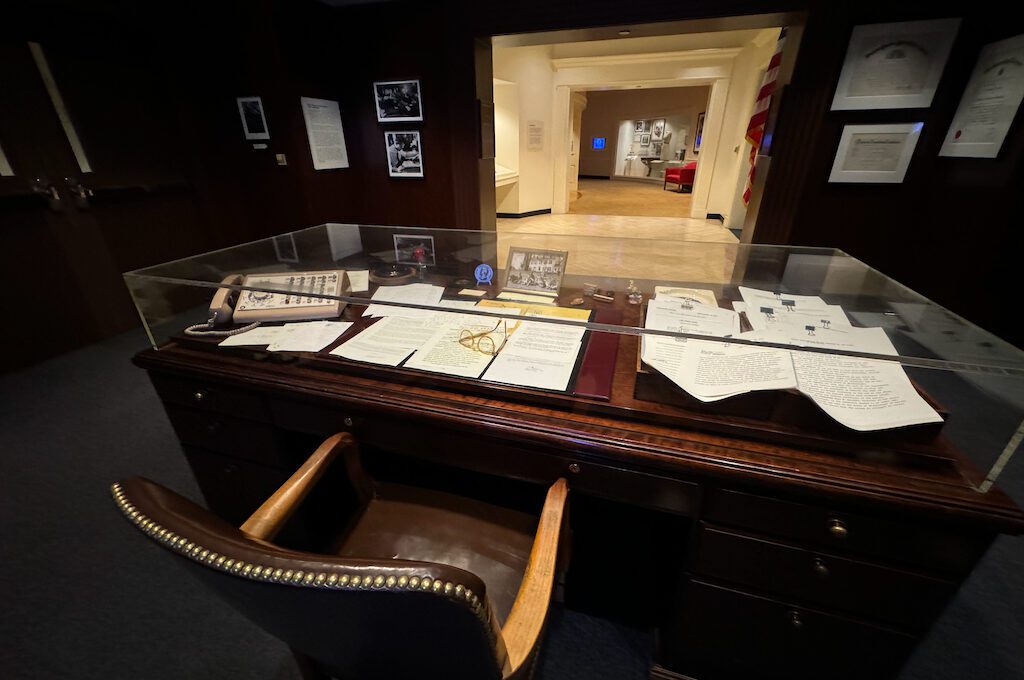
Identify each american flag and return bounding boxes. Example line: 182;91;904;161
742;27;787;206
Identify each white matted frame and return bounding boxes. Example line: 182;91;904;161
829;123;923;184
373;80;424;122
236;96;270;140
831;18;960;111
384;131;424;178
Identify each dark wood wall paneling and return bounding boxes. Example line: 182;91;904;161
56;0;1017;346
756;6;1024;347
162;0;483;234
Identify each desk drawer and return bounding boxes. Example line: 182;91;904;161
371;422;698;515
183;447;289;526
704;488;987;574
693;524;954;630
150;372;270;421
165;405;289;469
667;578;914;680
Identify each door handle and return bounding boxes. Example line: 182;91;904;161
65;176;93;209
31;177;63;211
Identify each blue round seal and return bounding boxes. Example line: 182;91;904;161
474;263;494;285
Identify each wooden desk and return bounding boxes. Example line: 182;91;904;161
136;328;1024;680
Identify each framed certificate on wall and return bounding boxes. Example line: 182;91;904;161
828;123;923;183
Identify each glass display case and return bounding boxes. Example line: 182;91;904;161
124;223;1024;494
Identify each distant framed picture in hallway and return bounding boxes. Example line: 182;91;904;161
652;118;666;141
641;134;651;146
634;120;647;133
693;112;706;154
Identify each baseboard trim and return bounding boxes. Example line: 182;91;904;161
578;174;611;180
496;208;552;219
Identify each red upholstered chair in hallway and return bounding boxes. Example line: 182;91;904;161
664;161;698;192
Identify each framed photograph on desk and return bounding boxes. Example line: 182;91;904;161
504;247;568;297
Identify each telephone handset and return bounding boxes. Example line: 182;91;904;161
185;270;349;337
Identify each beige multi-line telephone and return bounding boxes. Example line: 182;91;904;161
185;271;349;337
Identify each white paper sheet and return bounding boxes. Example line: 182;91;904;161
744;304;852;333
497;291;557;305
300;97;349;170
345;270;369;293
219;326;291;347
738;286;832;312
266;321;353;352
653;286;718;306
770;326;942;431
482;321;586;391
403;314;507;378
644;298;740;337
458;289;487;297
330;315;444;366
362;283;444;319
642;334;797;403
437;300;482;311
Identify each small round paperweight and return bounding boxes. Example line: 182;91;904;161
369;263;416;285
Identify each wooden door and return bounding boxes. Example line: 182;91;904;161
0;30;209;372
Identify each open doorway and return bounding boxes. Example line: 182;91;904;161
572;85;709;217
490;16;800;243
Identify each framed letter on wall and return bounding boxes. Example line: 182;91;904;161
829;123;922;183
831;18;960;111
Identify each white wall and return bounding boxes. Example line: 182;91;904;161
578;87;709;177
493;46;555;214
706;30;779;226
493;80;520;214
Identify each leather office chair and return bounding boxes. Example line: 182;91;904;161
111;433;568;680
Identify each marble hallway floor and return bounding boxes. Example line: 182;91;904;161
495;213;738;284
569;178;695;217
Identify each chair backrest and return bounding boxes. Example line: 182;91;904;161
112;477;507;680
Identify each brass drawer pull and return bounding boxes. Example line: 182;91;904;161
812;557;829;578
568;463;581;474
828;518;848;540
193;390;207;403
788;610;804;629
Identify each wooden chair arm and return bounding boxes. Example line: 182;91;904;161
501;478;569;673
240;432;355;541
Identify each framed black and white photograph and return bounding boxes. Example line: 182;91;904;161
236;96;270;140
634;120;646;133
651;118;666;141
393;234;436;266
831;18;961;111
384;131;424;178
652;141;664;157
640;134;651;146
829;123;922;183
504;247;568;297
373;80;423;122
693;112;706;153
